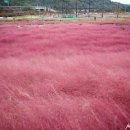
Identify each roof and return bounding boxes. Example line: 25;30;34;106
32;6;47;10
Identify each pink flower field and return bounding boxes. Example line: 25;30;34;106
0;22;130;130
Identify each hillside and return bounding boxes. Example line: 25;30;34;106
0;0;129;12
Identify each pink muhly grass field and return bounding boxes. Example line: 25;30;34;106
0;22;130;130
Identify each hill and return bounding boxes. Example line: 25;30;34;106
0;0;130;12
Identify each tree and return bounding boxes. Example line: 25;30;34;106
115;3;124;18
0;0;10;6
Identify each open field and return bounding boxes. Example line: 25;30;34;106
0;12;130;22
0;22;130;130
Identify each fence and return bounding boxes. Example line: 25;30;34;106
0;5;130;21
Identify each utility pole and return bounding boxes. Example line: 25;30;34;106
101;0;104;18
8;0;9;6
75;0;78;17
88;0;91;17
117;3;119;18
65;0;67;14
88;0;90;13
61;0;64;14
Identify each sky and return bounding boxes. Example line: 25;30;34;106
111;0;130;4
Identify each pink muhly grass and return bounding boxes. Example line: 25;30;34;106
0;22;130;130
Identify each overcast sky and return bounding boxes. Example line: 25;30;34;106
111;0;130;4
